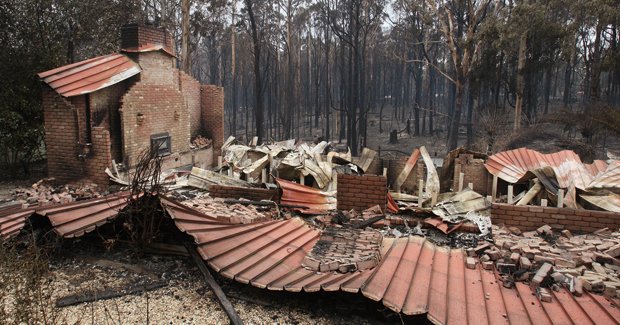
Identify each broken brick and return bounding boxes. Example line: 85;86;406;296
531;262;553;290
466;257;477;269
561;229;573;238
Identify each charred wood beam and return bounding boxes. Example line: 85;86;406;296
351;215;385;229
55;280;167;307
185;242;244;325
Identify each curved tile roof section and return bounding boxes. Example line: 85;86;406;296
0;192;131;239
38;53;141;97
163;202;620;324
485;148;609;190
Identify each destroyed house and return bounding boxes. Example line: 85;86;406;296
38;23;224;185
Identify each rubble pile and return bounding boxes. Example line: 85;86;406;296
183;196;271;224
302;227;383;273
11;178;102;207
191;135;212;149
469;224;620;300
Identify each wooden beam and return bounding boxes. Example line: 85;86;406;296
185;243;244;325
516;181;542;206
56;281;167;307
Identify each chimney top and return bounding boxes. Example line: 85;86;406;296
120;23;174;56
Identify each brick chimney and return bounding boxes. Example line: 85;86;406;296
120;23;175;56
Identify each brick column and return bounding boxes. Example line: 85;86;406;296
85;127;112;186
201;85;225;155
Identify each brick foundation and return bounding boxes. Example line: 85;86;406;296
209;185;279;201
337;174;387;212
491;203;620;232
201;85;224;155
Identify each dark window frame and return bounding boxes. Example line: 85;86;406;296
150;132;171;156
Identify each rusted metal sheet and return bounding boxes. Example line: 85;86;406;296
581;193;620;213
585;160;610;177
122;44;176;57
485;148;609;190
36;192;131;237
588;161;620;191
164;203;620;323
276;178;336;214
38;54;141;97
386;192;399;213
356;148;378;173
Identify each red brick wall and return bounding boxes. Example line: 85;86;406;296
136;52;176;86
120;83;190;167
43;87;85;183
337;174;387;212
69;96;88;145
452;154;490;194
491;203;620;232
384;157;424;193
209;185;279;201
90;82;128;161
201;85;224;155
179;71;202;137
84;127;112;186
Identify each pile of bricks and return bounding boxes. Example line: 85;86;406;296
190;135;212;149
183;196;270;224
466;224;620;301
11;178;102;207
302;227;383;273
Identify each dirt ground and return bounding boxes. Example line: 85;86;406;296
9;241;424;325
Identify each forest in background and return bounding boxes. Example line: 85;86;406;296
1;0;619;174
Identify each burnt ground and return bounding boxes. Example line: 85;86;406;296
10;239;430;324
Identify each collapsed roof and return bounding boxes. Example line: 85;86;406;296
1;192;619;324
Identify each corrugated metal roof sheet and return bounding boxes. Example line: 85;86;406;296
0;192;131;239
276;178;335;214
581;193;620;213
122;44;176;57
164;203;620;324
588;161;620;190
0;206;35;239
36;192;131;237
38;54;141;97
485;148;609;190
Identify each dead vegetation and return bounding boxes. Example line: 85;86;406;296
122;148;167;251
0;234;60;324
